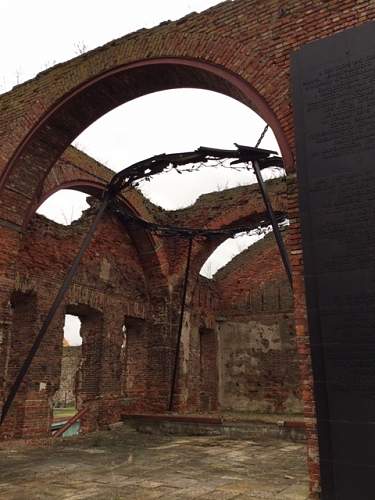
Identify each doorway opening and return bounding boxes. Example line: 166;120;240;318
53;314;82;423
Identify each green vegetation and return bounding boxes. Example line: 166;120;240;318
53;406;76;420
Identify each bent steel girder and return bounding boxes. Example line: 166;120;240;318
108;144;282;193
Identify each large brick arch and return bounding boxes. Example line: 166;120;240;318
1;0;372;231
28;149;290;290
0;49;293;228
29;147;156;220
0;1;372;227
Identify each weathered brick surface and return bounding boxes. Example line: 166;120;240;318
0;204;154;438
199;328;219;412
1;1;373;494
0;177;294;435
2;0;374;230
157;179;288;279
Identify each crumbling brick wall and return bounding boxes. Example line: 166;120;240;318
181;232;300;417
0;205;154;439
1;175;292;436
161;180;289;415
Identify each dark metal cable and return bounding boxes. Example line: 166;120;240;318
255;124;269;148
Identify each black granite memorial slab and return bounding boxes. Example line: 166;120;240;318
292;21;375;500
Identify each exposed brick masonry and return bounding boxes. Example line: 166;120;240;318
2;1;373;495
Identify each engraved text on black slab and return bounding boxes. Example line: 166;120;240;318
303;56;375;161
293;21;375;500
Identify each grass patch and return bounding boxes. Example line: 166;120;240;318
53;407;76;420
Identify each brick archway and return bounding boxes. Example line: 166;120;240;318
0;56;293;230
25;148;169;289
26;147;156;226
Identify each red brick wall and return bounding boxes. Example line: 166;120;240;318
122;317;149;412
2;2;375;493
200;328;219;412
0;206;155;438
1;292;49;438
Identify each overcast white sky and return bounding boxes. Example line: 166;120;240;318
1;1;282;345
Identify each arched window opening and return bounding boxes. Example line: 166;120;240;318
63;314;83;347
37;189;89;225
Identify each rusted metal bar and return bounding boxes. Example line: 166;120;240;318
168;236;194;412
108;144;280;193
52;406;89;438
252;160;293;288
0;194;111;425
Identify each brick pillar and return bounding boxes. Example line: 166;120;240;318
146;296;174;412
199;327;218;412
0;225;21;417
0;294;12;427
0;290;65;439
186;321;202;413
76;308;103;433
1;291;39;439
97;307;126;427
287;174;320;498
122;316;148;413
168;285;189;413
169;278;204;414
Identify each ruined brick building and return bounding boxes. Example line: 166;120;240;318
1;1;374;497
4;145;295;433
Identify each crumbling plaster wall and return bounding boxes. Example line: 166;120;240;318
213;233;301;415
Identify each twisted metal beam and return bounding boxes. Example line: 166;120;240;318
108;144;282;193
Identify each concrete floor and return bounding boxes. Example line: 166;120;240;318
0;425;309;499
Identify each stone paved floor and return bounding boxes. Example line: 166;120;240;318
0;425;309;499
